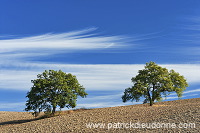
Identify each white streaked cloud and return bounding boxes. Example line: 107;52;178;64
184;16;200;31
163;94;199;101
0;102;25;109
0;70;39;90
160;64;200;83
76;93;142;108
0;28;130;56
180;17;200;56
0;63;200;91
0;28;142;91
184;47;200;55
167;88;200;96
0;64;142;91
77;92;199;109
0;93;198;111
0;27;199;111
76;102;140;108
183;88;200;94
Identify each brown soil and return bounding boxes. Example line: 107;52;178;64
0;98;199;133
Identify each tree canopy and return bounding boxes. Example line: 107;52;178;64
25;70;87;116
122;62;188;106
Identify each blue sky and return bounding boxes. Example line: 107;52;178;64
0;0;200;111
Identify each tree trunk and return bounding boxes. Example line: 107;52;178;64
147;89;153;106
149;98;153;106
150;84;155;106
52;106;56;116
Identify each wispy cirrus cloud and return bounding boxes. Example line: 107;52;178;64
0;63;200;91
0;28;131;58
0;102;25;110
183;16;200;31
183;88;200;94
0;27;199;111
75;93;143;109
179;17;200;57
0;93;140;111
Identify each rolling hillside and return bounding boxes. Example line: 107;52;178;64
0;98;199;133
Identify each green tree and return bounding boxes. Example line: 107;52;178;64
25;70;87;116
122;62;188;106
